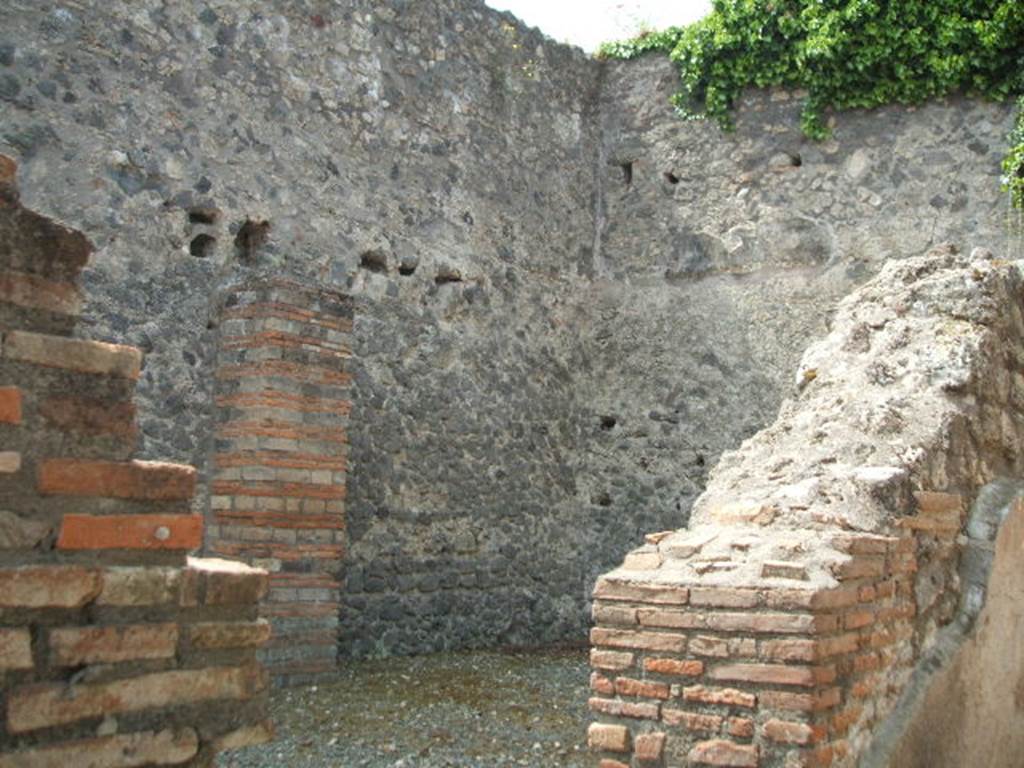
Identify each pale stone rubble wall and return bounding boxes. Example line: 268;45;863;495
588;246;1024;767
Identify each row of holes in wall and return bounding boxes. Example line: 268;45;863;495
359;250;463;285
620;153;802;186
186;207;271;262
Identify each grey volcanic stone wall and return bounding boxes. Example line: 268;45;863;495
1;0;1019;660
576;56;1018;554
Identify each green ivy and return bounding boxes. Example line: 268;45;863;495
1004;96;1024;209
598;0;1024;203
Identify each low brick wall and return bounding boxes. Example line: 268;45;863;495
588;249;1024;767
0;155;270;767
207;279;352;686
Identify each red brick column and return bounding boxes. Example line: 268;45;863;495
207;279;352;685
0;155;271;766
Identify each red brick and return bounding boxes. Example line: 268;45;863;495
690;635;730;658
38;459;195;500
590;627;686;654
590;672;615;695
599;761;629;768
186;557;269;606
689;587;761;608
683;685;756;709
763;718;817;745
710;663;818;688
662;709;723;732
593;579;688;605
616;676;671;700
635;732;666;763
759;639;817;662
0;566;101;608
187;620;272;650
688;739;758;767
211;479;346;499
57;514;202;550
0;728;199;768
7;665;266;733
644;658;704;677
832;705;864;735
589;697;660;720
216;360;351;386
0;270;81;315
590;649;634;671
49;624;178;666
832;556;886;580
0;386;22;424
3;331;141;379
39;397;136;439
637;608;701;629
759;688;841;712
215;393;352;418
727;717;754;739
844;609;876;630
0;628;33;670
97;567;182;606
0;154;15;185
592;604;638;625
587;723;630;752
913;491;963;516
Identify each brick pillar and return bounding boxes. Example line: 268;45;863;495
207;278;352;686
0;155;271;766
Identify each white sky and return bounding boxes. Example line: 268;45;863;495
483;1;712;52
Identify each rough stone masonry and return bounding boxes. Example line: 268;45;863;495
0;0;1021;763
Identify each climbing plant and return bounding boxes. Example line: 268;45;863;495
598;0;1024;204
1004;97;1024;209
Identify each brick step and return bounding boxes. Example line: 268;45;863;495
214;392;352;417
57;513;202;551
38;458;195;500
212;511;344;530
3;330;141;379
215;450;347;471
222;302;353;333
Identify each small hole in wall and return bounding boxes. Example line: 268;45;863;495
188;206;220;225
594;492;612;507
359;250;388;274
189;234;217;258
398;262;418;276
788;153;803;167
435;267;463;285
600;415;617;431
234;219;271;262
663;171;679;185
695;453;706;467
620;161;633;186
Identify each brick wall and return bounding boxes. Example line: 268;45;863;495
207;280;352;686
587;249;1024;767
0;155;271;766
587;518;948;767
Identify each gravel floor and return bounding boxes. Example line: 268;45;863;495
218;648;591;768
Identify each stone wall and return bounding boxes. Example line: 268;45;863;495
588;248;1024;767
0;0;1019;665
0;156;270;766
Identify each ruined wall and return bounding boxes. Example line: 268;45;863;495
1;0;1020;665
0;0;605;658
578;56;1018;551
0;156;270;767
588;249;1024;767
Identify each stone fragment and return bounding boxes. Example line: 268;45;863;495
0;511;51;549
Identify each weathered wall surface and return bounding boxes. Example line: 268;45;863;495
882;492;1024;768
578;56;1018;553
1;0;1019;663
0;0;611;657
0;156;271;768
588;250;1024;767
